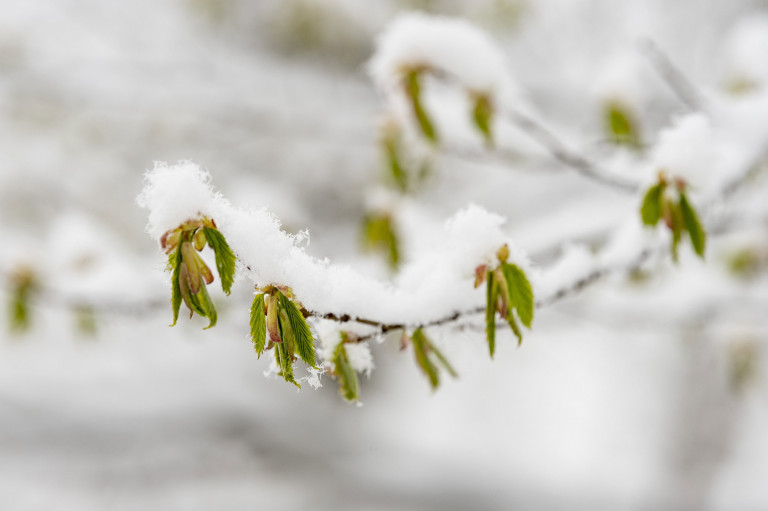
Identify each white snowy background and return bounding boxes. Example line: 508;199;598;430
1;1;767;510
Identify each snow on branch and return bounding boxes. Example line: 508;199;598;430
368;12;511;97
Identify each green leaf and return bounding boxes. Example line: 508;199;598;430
334;340;360;402
8;269;36;334
502;263;534;329
412;328;440;390
640;182;665;226
169;246;182;326
277;290;316;368
362;214;400;270
250;293;266;356
606;103;641;149
10;293;30;333
679;192;706;258
428;340;458;379
667;199;684;263
275;342;300;388
472;94;494;147
485;269;497;358
194;281;217;329
404;69;438;144
384;135;408;193
203;227;236;295
506;309;523;346
179;263;206;318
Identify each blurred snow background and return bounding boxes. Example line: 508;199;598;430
1;0;767;510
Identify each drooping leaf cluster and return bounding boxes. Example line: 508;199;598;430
477;245;535;357
164;217;236;328
640;175;706;261
250;286;317;388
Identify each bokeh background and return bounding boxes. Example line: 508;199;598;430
1;1;767;510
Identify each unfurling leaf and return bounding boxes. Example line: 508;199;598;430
605;102;641;149
411;328;457;390
277;290;317;368
664;198;684;263
8;267;35;333
429;340;458;378
203;227;236;295
642;176;707;262
404;69;438;144
256;286;317;388
411;328;439;389
502;263;534;329
333;334;360;402
362;213;400;270
640;182;665;226
383;129;409;193
506;310;523;346
250;293;266;356
679;192;706;258
165;218;235;329
483;252;535;354
195;278;218;329
266;292;281;343
485;269;497;357
169;246;182;326
472;93;494;147
275;342;300;388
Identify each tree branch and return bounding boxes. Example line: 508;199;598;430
639;39;704;112
503;108;643;193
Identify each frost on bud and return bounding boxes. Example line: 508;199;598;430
484;246;534;357
7;266;36;334
471;92;494;147
165;216;235;329
640;172;706;262
403;67;438;144
407;328;458;391
252;285;317;388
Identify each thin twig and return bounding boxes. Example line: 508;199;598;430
639;39;704;111
504;108;642;193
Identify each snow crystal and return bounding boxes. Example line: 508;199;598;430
368;13;511;95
